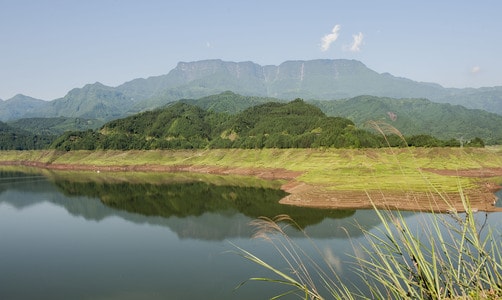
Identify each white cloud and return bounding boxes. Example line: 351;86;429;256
349;32;364;52
471;66;481;74
320;24;341;51
323;247;343;273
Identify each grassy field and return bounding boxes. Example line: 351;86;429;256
2;147;502;194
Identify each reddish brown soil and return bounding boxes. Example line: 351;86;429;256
422;167;502;178
280;180;502;213
3;161;502;212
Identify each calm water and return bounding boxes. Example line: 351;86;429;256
1;169;501;300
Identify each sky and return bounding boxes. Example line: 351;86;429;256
1;0;501;100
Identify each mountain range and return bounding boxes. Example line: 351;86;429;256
2;59;502;122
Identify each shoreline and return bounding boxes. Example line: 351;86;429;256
2;159;501;213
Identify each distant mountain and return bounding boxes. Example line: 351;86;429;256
121;59;502;115
2;59;502;121
435;87;502;113
0;94;46;121
0;83;134;122
25;82;137;121
126;60;269;112
125;59;449;110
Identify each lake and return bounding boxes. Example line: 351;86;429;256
1;168;501;299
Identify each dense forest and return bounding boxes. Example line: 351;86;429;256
179;92;502;144
7;117;104;135
50;99;482;151
311;95;502;145
0;121;55;150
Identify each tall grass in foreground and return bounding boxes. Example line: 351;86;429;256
237;195;502;299
235;214;355;299
237;124;502;299
360;195;502;299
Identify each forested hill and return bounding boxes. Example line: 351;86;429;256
3;92;498;150
178;91;283;114
10;92;496;145
311;96;502;145
51;99;474;151
51;100;368;150
0;121;55;150
171;92;502;145
7;117;105;136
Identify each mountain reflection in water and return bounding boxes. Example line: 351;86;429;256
0;168;384;239
2;168;502;299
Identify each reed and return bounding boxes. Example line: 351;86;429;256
238;127;502;299
237;193;502;299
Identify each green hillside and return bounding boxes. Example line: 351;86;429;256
8;117;105;135
50;100;379;150
51;99;471;151
311;95;502;144
145;92;502;145
179;91;284;114
0;121;55;150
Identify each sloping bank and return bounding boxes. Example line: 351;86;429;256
1;148;501;212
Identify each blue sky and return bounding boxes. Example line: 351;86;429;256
1;0;501;100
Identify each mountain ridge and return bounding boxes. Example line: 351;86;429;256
2;59;502;121
0;94;47;121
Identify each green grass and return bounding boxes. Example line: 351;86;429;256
2;147;502;194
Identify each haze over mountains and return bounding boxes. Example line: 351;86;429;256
2;59;502;122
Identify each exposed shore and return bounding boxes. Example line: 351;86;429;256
1;149;501;213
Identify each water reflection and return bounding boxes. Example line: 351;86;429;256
0;168;383;239
2;168;500;299
495;188;502;207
